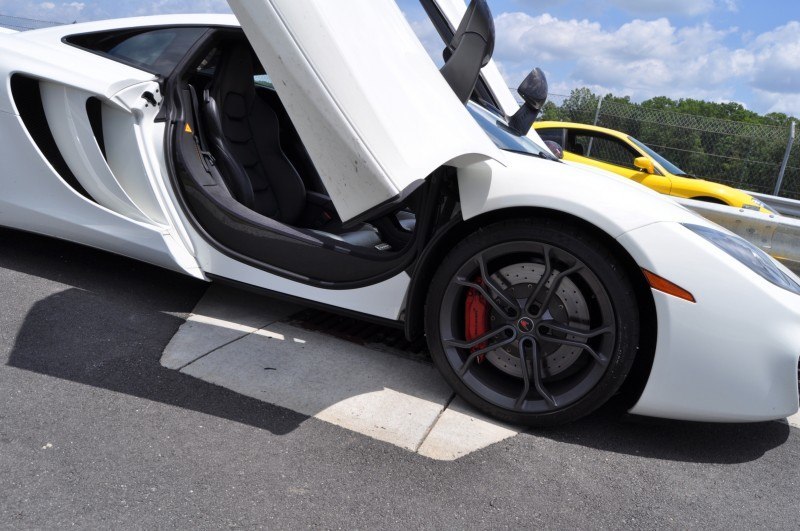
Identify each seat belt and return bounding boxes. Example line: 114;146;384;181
186;84;216;173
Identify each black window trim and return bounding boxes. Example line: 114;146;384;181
62;24;219;77
568;128;660;174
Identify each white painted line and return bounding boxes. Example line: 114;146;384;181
161;285;302;370
179;322;454;451
787;411;800;429
161;285;524;459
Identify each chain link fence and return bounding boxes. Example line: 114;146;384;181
542;93;800;200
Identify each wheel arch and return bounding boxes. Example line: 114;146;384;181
404;206;657;405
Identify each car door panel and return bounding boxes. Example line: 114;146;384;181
228;0;503;222
565;130;672;195
630;171;672;195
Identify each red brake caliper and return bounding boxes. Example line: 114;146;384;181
464;277;490;363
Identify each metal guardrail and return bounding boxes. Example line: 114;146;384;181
746;191;800;219
676;197;800;271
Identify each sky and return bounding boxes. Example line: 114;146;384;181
0;0;798;116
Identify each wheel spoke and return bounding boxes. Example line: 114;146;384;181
538;321;612;340
475;251;520;317
516;337;557;409
523;244;552;314
526;258;584;318
536;321;611;365
456;333;517;377
443;324;515;350
514;338;531;410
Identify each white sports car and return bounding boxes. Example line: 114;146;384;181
0;0;798;426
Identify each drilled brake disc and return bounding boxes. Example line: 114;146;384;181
485;262;590;379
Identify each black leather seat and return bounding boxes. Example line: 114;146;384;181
202;44;382;247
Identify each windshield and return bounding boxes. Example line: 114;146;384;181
627;136;689;177
467;102;555;159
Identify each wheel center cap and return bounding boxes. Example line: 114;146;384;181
517;317;535;334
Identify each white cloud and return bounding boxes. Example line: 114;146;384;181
607;0;715;17
0;0;228;23
494;13;610;63
495;13;733;92
722;0;739;12
513;0;738;17
0;0;86;22
492;10;800;116
408;15;445;67
131;0;230;17
749;21;800;94
754;90;800;115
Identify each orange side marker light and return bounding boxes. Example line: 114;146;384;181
184;123;193;134
642;269;695;303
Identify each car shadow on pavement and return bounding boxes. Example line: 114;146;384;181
532;397;791;464
1;228;793;462
1;228;310;436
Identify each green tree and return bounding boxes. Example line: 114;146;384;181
560;87;600;123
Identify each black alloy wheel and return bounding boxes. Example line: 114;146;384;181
425;218;640;426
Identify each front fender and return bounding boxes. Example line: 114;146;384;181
457;157;704;238
405;155;716;341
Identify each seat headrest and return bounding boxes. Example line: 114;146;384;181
210;43;257;105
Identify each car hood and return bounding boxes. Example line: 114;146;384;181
228;0;504;222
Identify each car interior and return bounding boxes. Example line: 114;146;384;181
184;36;417;252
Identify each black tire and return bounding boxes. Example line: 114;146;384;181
424;218;640;427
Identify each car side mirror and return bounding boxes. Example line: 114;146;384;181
634;157;655;174
508;67;548;135
440;0;495;104
544;140;563;159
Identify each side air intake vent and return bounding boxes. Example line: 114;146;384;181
86;97;107;160
10;74;94;201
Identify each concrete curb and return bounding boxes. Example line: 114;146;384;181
161;285;522;460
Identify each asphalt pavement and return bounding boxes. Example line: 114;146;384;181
1;227;798;529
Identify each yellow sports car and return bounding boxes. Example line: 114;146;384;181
534;122;774;214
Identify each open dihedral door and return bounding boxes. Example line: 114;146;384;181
228;0;503;223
